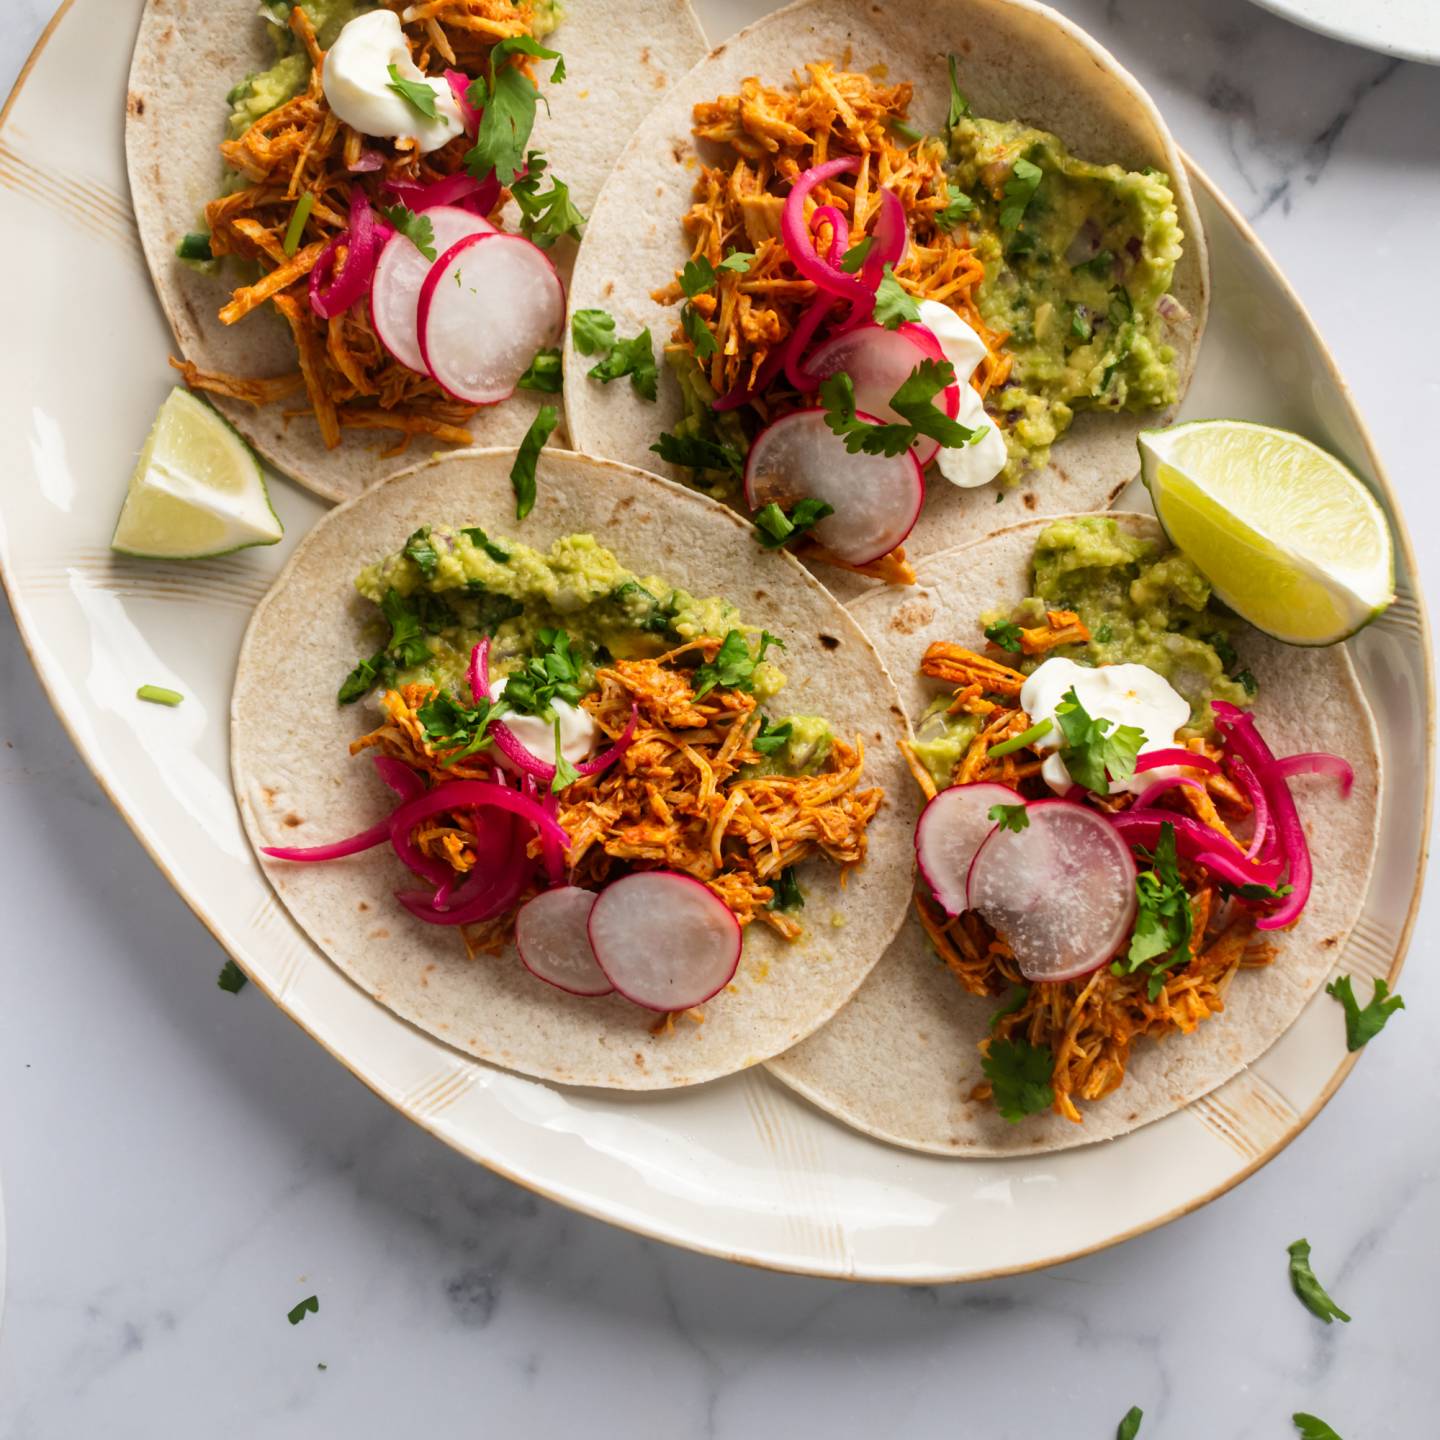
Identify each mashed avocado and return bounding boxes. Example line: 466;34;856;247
227;1;369;139
663;347;750;501
911;702;982;791
949;116;1184;482
352;528;786;702
744;715;835;777
987;517;1254;731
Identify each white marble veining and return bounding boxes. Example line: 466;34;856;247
1;1;1437;1435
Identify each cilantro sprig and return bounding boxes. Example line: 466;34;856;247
944;53;971;137
768;866;805;912
464;36;564;187
1053;686;1144;794
650;431;745;477
1325;974;1404;1051
287;1295;319;1326
502;627;583;718
988;803;1029;833
819;361;984;458
386;64;439;121
1113;823;1193;999
517;347;562;393
217;959;248;994
403;524;439;577
984;619;1024;652
981;1037;1054;1123
692;629;782;699
573;308;657;400
1292;1416;1343;1440
753;718;793;755
417;689;508;766
381;203;436;261
338;587;455;705
999;156;1043;254
1116;1408;1143;1440
873;264;921;328
1287;1238;1351;1325
510;151;584;248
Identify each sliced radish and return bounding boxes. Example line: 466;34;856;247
966;798;1138;983
370;205;494;374
744;409;924;566
418;232;566;405
586;871;742;1012
805;323;960;467
915;782;1022;917
515;886;613;997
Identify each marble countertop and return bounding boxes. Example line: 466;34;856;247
1;1;1436;1435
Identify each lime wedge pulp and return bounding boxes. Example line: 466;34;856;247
1139;419;1393;646
112;388;282;559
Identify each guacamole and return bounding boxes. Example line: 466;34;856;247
911;702;982;791
350;528;786;702
663;347;750;501
744;715;835;778
227;1;369;139
989;517;1254;731
949;116;1184;482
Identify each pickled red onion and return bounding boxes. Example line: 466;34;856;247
779;158;875;307
308;188;384;319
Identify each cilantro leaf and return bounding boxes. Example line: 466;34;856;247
1117;1407;1143;1440
945;53;971;135
988;803;1029;833
461;526;510;563
502;628;583;718
1234;881;1294;903
888;117;923;144
337;650;387;705
872;264;920;328
417;689;506;764
381;588;433;669
984;619;1024;651
571;307;617;355
819;372;915;458
1114;823;1193;989
1069;304;1093;342
464;36;563;187
217;959;248;994
838;236;874;274
587;328;657;401
1293;1416;1343;1440
753;718;793;755
403;524;439;578
386;64;438;120
681;302;718;361
818;362;981;457
889;358;985;448
935;191;975;230
509;154;585;248
753;498;834;550
717;250;755;273
999;156;1043;242
380;203;436;262
287;1295;319;1326
680;255;717;298
981;1037;1054;1123
1235;668;1258;695
693;629;782;698
768;866;804;912
1325;974;1405;1051
1053;686;1145;794
650;431;745;477
517;347;562;393
1287;1238;1351;1325
510;405;559;520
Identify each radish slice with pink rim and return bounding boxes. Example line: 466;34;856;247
966;798;1138;983
515;886;613;997
744;408;924;566
915;782;1022;917
586;871;742;1012
805;323;959;466
418;231;565;405
371;205;494;374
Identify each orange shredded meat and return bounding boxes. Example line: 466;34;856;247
657;64;1011;583
906;632;1275;1122
184;3;548;453
351;641;882;976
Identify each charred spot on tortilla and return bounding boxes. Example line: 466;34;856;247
819;634;841;649
1023;493;1037;510
890;597;937;634
283;813;303;828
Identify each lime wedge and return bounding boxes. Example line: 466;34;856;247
1139;419;1393;645
112;388;282;559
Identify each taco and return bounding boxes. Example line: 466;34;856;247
125;0;707;502
563;0;1208;586
768;513;1380;1152
231;448;918;1089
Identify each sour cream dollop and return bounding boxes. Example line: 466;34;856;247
917;299;1008;489
1019;656;1191;796
490;677;601;771
322;11;464;153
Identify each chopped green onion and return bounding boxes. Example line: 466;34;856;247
988;717;1052;758
282;193;315;256
176;231;213;261
137;685;183;707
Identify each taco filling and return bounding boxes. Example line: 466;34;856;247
174;1;576;455
262;527;883;1018
899;519;1355;1123
623;59;1185;582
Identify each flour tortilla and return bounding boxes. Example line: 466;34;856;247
231;448;918;1089
125;0;707;503
767;514;1380;1152
563;0;1208;572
